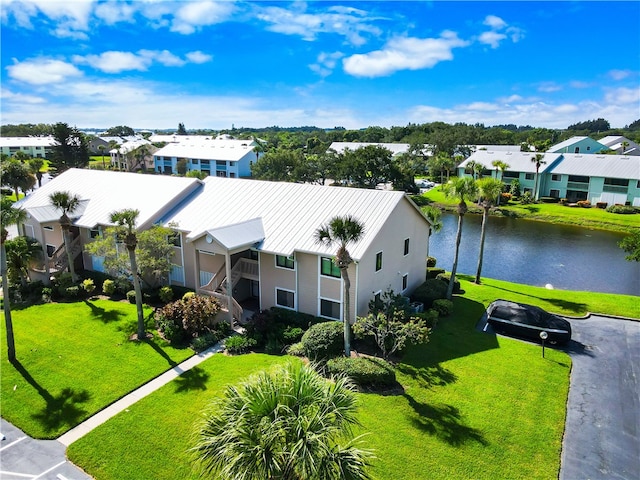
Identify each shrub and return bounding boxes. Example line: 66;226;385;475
436;273;461;293
500;192;512;202
426;267;445;279
520;191;533;204
53;273;74;299
606;204;636;214
126;290;137;304
326;356;396;389
182;291;196;301
82;278;96;295
286;342;305;356
115;278;133;295
245;307;322;349
282;326;304;343
509;179;521;197
64;285;81;299
576;200;591;208
41;287;52;303
596;202;608;209
154;285;172;303
191;332;223;352
426;256;437;268
414;309;439;328
559;198;568;205
301;321;344;361
539;196;559;203
156;314;187;344
432;299;454;317
102;279;116;296
225;335;257;354
412;278;448;307
158;295;222;338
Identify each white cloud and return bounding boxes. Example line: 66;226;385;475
483;15;507;29
309;51;344;77
255;3;381;46
171;1;236;34
537;82;562;93
478;31;507;49
186;51;213;64
72;50;212;73
608;69;632;81
604;86;640;105
1;87;46;104
343;31;469;78
74;51;153;73
6;58;82;85
569;80;592;89
2;0;94;38
93;1;136;25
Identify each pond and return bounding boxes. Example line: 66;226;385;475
428;213;639;296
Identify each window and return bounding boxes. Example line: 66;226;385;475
375;252;383;271
89;228;100;239
191;159;199;165
550;189;560;198
404;238;410;256
637;180;640;189
503;171;519;178
43;225;53;231
402;274;408;291
276;255;294;269
604;178;629;187
568;175;589;183
276;289;295;309
168;232;181;247
321;257;340;278
574;147;580;153
525;173;534;180
46;244;55;257
320;299;341;319
551;174;561;182
216;160;226;167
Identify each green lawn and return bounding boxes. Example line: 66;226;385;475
0;300;194;438
64;276;640;480
419;185;640;233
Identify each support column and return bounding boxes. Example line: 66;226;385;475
225;250;233;323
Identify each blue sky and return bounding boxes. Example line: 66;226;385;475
2;1;639;131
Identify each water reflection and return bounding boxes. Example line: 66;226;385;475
428;213;639;296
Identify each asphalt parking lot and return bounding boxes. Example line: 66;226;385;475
560;315;640;480
0;418;91;480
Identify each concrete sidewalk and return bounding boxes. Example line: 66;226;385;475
58;340;225;447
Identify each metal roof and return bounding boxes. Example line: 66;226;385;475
548;154;640;180
16;169;201;229
548;136;589;152
328;142;411;156
153;141;257;162
0;136;56;147
196;218;265;250
459;150;560;173
163;176;424;260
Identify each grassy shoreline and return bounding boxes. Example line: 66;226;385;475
415;187;640;234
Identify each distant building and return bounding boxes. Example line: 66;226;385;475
458;150;640;205
547;136;607;154
597;135;640;156
0;136;56;158
109;139;156;171
153;137;262;177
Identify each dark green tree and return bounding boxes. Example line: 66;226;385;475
177;123;187;135
49;123;89;175
619;230;640;262
105;125;135;136
1;158;34;199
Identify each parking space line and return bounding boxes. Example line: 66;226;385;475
0;471;36;478
0;436;27;452
56;475;69;480
32;461;66;480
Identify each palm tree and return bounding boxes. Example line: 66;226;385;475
443;177;478;300
491;160;510;181
193;362;372;480
1;197;27;362
27;158;44;187
423;205;443;236
5;236;41;289
49;191;81;282
530;154;547;201
109;209;146;340
621;141;629;155
314;215;364;357
474;178;503;284
97;144;106;169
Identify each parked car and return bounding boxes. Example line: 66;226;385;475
415;179;435;189
486;300;571;345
